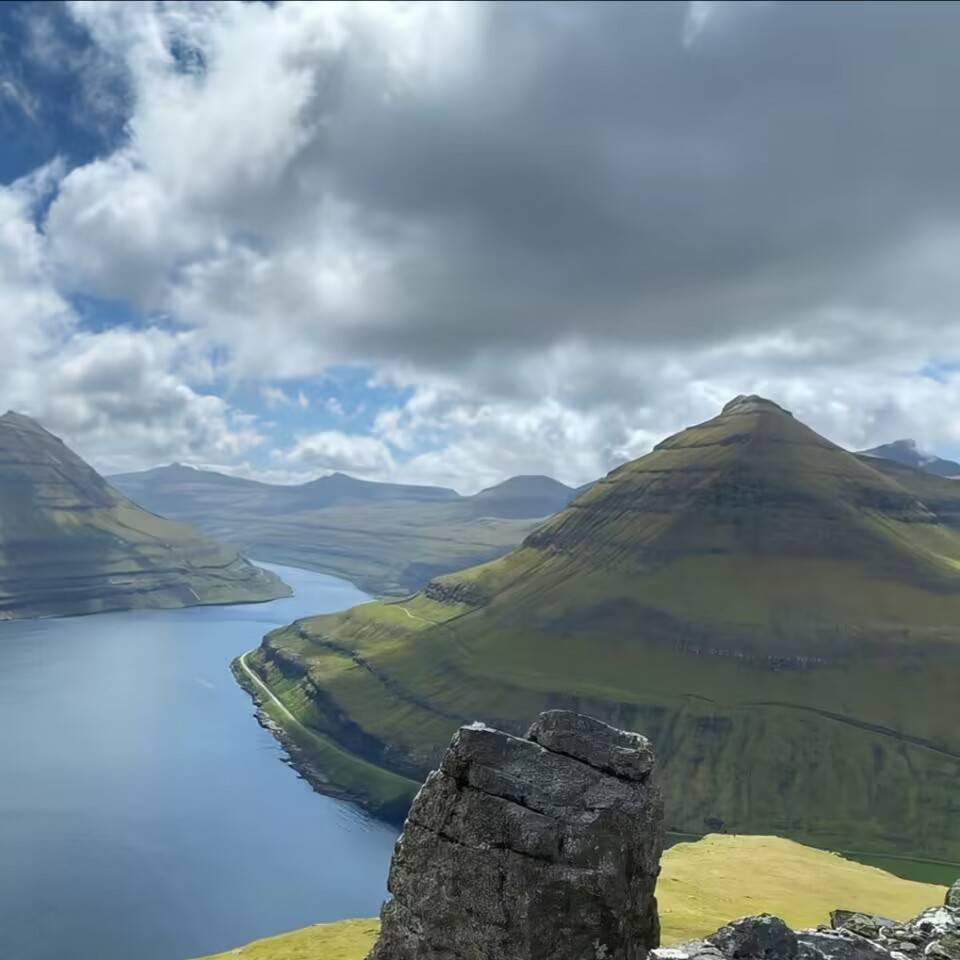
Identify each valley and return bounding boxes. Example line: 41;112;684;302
110;467;580;596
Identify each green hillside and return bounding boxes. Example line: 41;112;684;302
244;396;960;860
0;412;288;618
195;834;947;958
110;467;577;595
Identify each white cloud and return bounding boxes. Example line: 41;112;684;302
0;172;263;475
8;1;960;490
276;430;395;477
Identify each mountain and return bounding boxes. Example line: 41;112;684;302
465;474;578;518
244;395;960;861
108;463;459;517
109;465;580;595
0;412;288;619
861;439;960;478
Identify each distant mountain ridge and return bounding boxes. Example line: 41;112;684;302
0;412;288;619
109;464;581;595
860;438;960;478
245;394;960;861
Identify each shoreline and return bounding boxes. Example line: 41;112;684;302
232;651;960;885
232;653;417;825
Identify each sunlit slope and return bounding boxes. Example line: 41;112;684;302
195;835;947;958
0;412;288;618
250;396;960;859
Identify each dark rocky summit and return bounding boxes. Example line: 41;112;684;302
368;710;664;960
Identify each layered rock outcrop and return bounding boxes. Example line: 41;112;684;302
368;710;664;960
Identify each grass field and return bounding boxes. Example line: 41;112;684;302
196;834;949;959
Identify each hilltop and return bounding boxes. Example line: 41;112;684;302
196;834;946;959
861;438;960;478
110;465;580;595
0;412;288;618
243;395;960;860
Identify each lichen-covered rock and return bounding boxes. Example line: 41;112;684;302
830;912;898;941
947;881;960;910
367;711;664;960
707;915;798;960
651;942;725;960
679;896;958;960
796;929;896;960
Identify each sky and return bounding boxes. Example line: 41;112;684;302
3;0;960;493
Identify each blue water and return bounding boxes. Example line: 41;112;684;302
0;564;398;960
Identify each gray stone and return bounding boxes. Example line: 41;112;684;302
926;934;960;960
526;710;656;782
797;930;897;960
367;711;664;960
947;883;960;910
651;942;726;960
708;915;798;960
831;912;899;940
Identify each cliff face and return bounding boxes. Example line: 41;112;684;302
369;711;664;960
0;411;289;619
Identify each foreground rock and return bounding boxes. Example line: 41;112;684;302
948;881;960;910
368;710;664;960
652;894;960;960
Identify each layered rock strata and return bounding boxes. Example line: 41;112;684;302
368;710;664;960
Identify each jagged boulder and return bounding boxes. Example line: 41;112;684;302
367;710;664;960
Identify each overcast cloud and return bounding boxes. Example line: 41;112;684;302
3;0;960;490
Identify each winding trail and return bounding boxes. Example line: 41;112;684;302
395;605;435;626
238;651;301;728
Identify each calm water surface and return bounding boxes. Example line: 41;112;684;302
0;564;398;960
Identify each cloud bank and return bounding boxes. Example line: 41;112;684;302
4;1;960;488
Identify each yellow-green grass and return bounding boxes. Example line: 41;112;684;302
196;918;379;960
196;835;946;959
658;834;943;942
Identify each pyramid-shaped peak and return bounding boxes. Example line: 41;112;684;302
720;395;793;418
1;410;43;427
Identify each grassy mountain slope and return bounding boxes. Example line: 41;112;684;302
195;834;947;958
110;467;578;595
857;454;960;529
246;396;960;860
0;412;288;618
